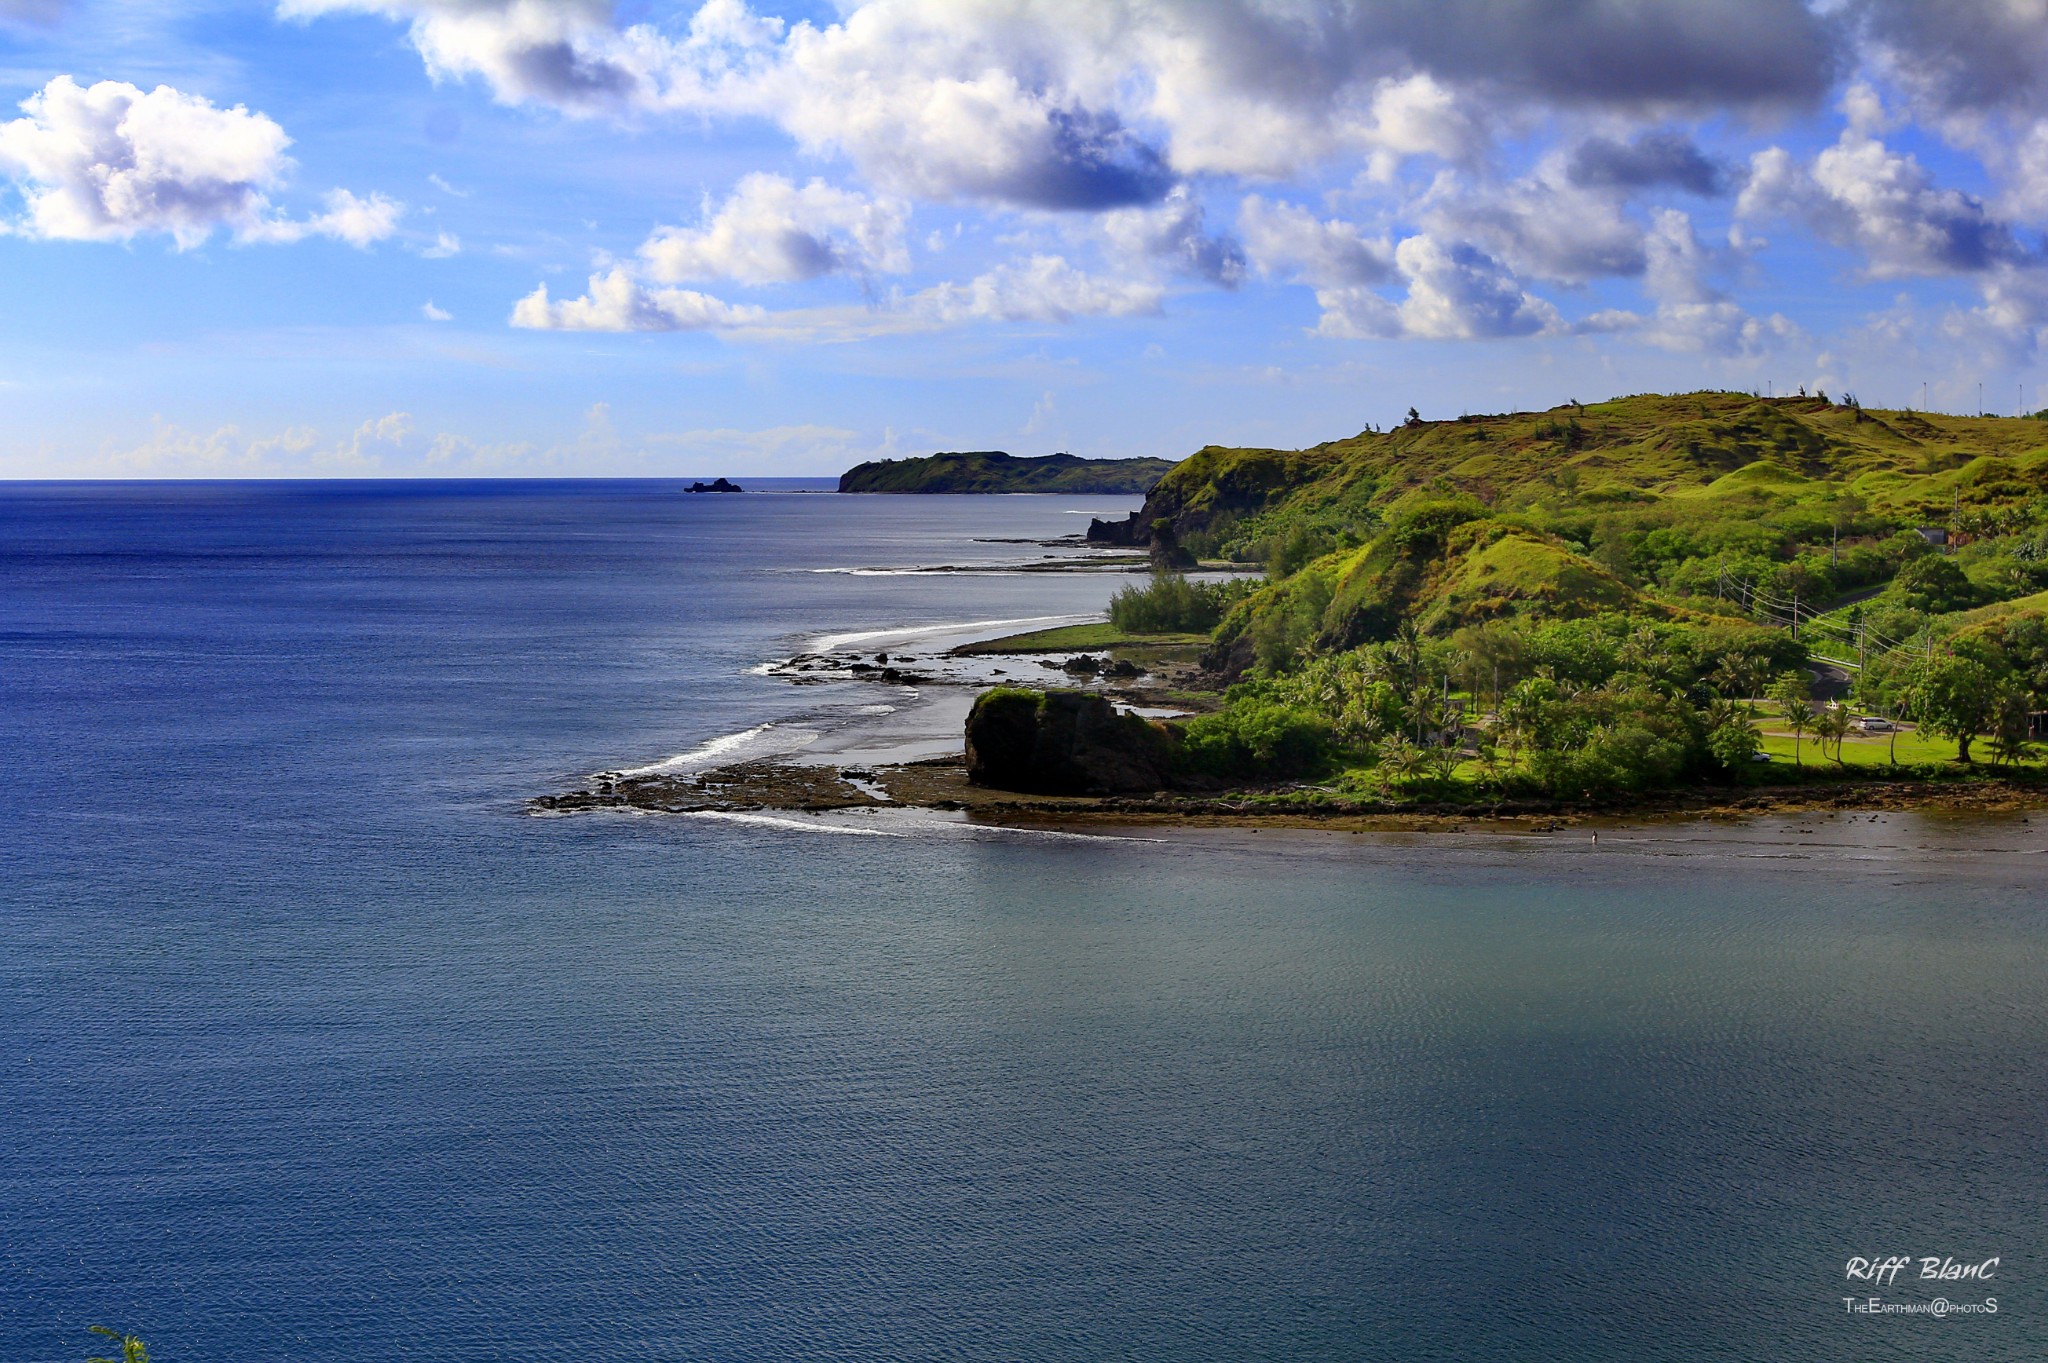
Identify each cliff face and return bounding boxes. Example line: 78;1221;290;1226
1087;445;1329;544
839;450;1177;494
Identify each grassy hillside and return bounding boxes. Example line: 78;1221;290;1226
1061;391;2048;800
839;450;1177;494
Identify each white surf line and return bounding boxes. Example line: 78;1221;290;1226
680;810;907;837
966;824;1169;844
614;722;820;778
808;614;1092;652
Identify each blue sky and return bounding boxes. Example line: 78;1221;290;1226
2;0;2047;477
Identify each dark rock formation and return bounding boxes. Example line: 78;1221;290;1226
686;478;743;493
1086;510;1150;546
965;688;1176;794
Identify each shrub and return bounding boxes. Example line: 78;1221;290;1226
1106;574;1253;633
1176;700;1335;780
1888;555;1979;614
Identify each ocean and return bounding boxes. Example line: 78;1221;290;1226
2;481;2043;1362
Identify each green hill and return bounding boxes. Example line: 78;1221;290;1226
839;450;1177;494
1082;392;2048;665
1029;391;2048;799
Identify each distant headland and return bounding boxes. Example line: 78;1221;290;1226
838;450;1176;495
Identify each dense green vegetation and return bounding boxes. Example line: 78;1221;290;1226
1099;392;2048;799
839;450;1177;494
1106;574;1258;633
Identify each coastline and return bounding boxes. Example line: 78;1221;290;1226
533;611;2048;834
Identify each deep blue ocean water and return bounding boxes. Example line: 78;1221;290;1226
3;481;2045;1362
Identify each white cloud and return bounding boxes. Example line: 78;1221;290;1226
638;172;907;284
420;228;461;257
909;254;1161;324
239;187;404;247
285;0;1841;213
279;0;648;112
0;75;288;246
1425;171;1648;285
1310;286;1405;340
1738;119;2025;278
1239;195;1393;286
1100;186;1244;287
0;75;397;248
1392;234;1561;340
510;267;765;331
422;299;452;320
1639;300;1801;356
1361;73;1487;170
49;410;410;478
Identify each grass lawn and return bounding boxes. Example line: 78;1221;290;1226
962;621;1209;654
1751;706;2040;768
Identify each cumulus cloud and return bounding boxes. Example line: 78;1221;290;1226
1392;234;1560;339
765;5;1174;209
910;254;1161;324
1239;197;1558;340
510;267;766;331
1428;172;1650;284
286;0;1846;208
239;188;404;246
0;76;289;245
278;0;647;112
422;299;452;320
1738;120;2029;277
1100;187;1245;287
639;173;908;284
0;75;398;248
1850;0;2048;118
1564;207;1794;355
1239;195;1393;286
61;411;410;477
1567;129;1730;195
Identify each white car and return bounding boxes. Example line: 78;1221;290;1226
1855;716;1895;732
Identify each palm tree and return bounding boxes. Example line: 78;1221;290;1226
1768;671;1813;767
1712;650;1765;715
1813;706;1853;768
1375;738;1426;793
87;1328;149;1363
1616;627;1667;679
1992;687;2035;767
1990;729;2035;767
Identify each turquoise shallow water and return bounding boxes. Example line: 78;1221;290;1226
2;482;2044;1362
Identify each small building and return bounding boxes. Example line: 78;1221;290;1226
1914;526;1949;547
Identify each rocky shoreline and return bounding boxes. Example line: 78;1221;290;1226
532;613;2048;835
533;750;2048;833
